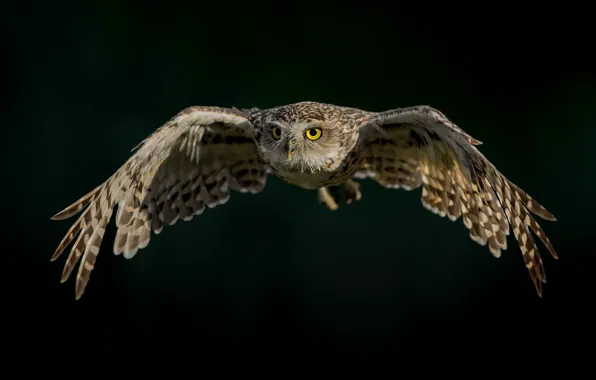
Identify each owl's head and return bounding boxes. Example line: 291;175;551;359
254;107;354;173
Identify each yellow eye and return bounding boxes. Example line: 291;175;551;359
271;126;282;140
304;128;323;141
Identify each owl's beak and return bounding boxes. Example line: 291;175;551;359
287;149;295;161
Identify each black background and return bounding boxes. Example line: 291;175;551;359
4;1;594;371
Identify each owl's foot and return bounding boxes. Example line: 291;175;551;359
318;187;339;210
317;180;362;211
343;179;362;204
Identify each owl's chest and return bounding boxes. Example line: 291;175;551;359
267;155;361;190
273;169;337;189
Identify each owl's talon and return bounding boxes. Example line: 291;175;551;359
318;187;339;210
343;179;361;204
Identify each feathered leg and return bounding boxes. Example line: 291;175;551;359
343;179;362;204
318;186;339;210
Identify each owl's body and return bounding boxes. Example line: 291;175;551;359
51;101;559;300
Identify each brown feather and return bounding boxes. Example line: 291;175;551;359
358;107;558;296
51;107;268;299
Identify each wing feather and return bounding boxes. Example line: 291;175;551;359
358;105;557;296
51;106;268;299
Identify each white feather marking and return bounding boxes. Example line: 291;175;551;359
175;111;251;131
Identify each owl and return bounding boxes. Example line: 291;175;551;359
51;101;558;299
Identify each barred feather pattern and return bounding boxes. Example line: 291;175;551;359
51;107;268;299
353;127;422;190
356;117;557;296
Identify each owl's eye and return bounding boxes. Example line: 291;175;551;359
271;126;282;140
304;128;323;141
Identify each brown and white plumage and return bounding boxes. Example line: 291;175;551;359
355;106;557;295
52;101;558;299
51;106;268;299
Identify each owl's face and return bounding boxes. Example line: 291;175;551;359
255;117;348;173
257;110;347;173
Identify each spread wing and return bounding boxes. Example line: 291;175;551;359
51;106;269;299
355;106;558;296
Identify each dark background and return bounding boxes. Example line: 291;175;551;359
4;1;594;370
